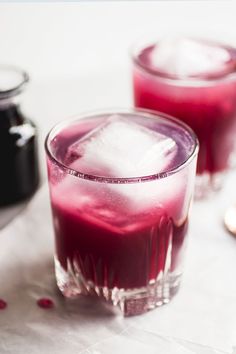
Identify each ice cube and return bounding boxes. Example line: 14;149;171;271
66;115;177;178
150;38;231;78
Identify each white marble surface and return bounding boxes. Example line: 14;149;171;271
0;170;236;354
0;75;236;353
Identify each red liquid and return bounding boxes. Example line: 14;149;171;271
52;196;188;289
47;114;196;292
133;43;236;175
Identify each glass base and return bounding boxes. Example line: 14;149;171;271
194;171;226;200
55;258;181;316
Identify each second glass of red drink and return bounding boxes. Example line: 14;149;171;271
132;37;236;198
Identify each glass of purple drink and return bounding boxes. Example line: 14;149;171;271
132;37;236;198
45;109;198;316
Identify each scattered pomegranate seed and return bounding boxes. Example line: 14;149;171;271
0;299;7;310
37;298;54;309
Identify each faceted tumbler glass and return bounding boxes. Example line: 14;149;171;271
45;109;198;316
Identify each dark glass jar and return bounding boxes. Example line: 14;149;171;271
0;65;39;206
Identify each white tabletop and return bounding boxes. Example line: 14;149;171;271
1;2;236;353
0;75;236;354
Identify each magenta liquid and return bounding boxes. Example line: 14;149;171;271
52;190;187;290
133;39;236;186
46;112;197;315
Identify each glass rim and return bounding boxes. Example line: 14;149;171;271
0;64;29;100
131;36;236;87
45;108;199;184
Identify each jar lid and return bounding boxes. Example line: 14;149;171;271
0;65;29;100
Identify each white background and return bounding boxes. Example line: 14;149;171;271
1;1;236;80
0;1;236;128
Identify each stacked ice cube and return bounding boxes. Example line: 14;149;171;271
59;115;182;216
67;115;177;178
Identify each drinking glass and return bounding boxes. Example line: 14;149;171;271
45;109;198;316
132;37;236;198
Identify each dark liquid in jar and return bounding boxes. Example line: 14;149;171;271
0;104;39;206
